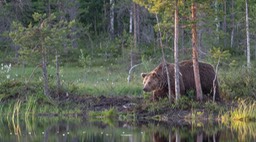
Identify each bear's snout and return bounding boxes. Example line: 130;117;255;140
143;87;150;92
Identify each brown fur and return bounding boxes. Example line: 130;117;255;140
142;62;185;101
141;60;220;101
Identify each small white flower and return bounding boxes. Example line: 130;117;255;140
6;75;10;79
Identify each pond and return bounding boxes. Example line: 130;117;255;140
1;116;256;142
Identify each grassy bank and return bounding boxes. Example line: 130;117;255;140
1;48;256;124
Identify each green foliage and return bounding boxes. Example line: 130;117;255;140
210;47;231;63
134;0;171;14
89;108;118;119
204;101;223;113
171;96;200;110
78;49;91;68
9;12;74;65
220;67;256;99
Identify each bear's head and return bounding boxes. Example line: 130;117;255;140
141;71;160;92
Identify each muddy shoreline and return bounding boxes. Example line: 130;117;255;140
49;93;224;124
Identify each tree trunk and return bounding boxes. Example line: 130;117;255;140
230;0;234;48
191;3;203;101
196;132;203;142
131;3;137;67
213;57;220;102
174;0;180;101
223;0;227;48
136;4;140;45
175;131;180;142
68;0;78;48
181;27;184;55
110;0;115;39
133;2;139;49
129;3;133;34
156;14;172;102
42;47;49;97
168;130;172;142
245;0;250;68
215;0;220;43
56;50;60;98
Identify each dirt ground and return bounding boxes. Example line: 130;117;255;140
53;92;223;124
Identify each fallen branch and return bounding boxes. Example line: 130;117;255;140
127;63;141;83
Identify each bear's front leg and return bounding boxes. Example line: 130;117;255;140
152;89;168;101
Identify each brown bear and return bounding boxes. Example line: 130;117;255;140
141;60;220;101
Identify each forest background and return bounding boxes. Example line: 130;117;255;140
0;0;256;112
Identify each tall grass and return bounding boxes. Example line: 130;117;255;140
12;100;22;136
230;99;256;121
221;99;256;123
230;121;256;142
6;61;146;96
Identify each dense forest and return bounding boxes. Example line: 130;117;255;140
0;0;256;111
1;0;256;62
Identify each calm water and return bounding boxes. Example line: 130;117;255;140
0;117;256;142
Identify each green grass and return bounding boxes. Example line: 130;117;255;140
230;99;256;121
1;49;256;122
220;99;256;124
1;62;145;96
0;58;146;116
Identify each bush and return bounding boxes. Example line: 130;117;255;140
220;67;256;100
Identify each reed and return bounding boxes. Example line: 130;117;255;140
221;99;256;123
230;99;256;121
12;100;22;136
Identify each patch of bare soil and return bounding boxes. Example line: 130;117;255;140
52;93;224;124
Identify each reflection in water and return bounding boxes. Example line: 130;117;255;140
0;117;255;142
152;126;221;142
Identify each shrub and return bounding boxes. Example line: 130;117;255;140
220;67;256;100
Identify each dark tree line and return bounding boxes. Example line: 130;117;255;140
1;0;256;63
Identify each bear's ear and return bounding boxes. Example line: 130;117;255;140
152;72;158;77
141;73;147;78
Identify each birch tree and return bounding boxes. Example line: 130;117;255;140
230;0;235;48
174;0;180;100
133;0;174;101
110;0;115;39
245;0;250;69
156;14;172;101
215;0;220;43
129;3;133;34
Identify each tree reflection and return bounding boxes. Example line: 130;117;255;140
0;117;255;142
